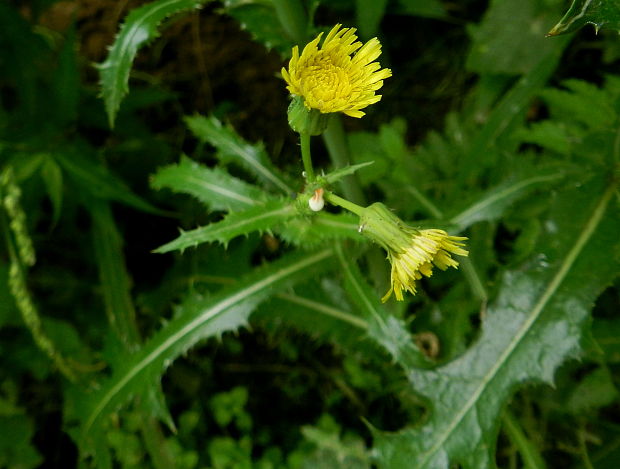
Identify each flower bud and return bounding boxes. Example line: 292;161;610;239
358;203;468;302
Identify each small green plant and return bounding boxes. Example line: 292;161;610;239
1;0;619;468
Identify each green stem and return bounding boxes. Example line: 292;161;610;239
300;132;315;183
502;410;547;469
323;117;388;291
325;191;365;216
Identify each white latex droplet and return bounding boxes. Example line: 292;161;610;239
309;196;324;212
309;189;324;212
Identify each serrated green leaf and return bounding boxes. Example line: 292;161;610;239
78;248;336;446
335;244;430;370
184;115;293;194
150;156;268;211
514;120;572;155
276;212;360;247
373;176;619;469
91;200;176;436
320;162;375;186
448;171;565;231
540;79;617;130
548;0;620;36
155;199;295;252
99;0;208;127
91;199;141;347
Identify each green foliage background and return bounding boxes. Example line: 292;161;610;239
0;0;619;468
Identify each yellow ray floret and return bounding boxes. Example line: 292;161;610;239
383;229;469;302
358;203;468;302
281;24;392;118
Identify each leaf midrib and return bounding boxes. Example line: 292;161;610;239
450;173;563;228
195;205;292;238
179;174;259;207
222;137;292;194
84;248;333;433
418;182;615;467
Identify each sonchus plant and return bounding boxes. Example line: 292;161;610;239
70;2;620;466
282;24;468;302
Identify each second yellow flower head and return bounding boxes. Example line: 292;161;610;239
282;24;392;118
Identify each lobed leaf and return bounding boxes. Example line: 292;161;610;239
77;248;336;450
513;121;572;155
184;115;293;194
540;79;618;130
91;199;141;347
154;199;295;253
373;175;620;468
91;200;177;434
150;156;268;212
448;171;565;231
548;0;620;36
99;0;208;128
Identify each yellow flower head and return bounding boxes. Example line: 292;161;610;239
281;24;392;118
358;203;468;302
384;229;468;302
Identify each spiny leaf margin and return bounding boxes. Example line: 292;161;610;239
184;114;293;194
154;198;295;253
150;156;268;212
373;176;620;468
99;0;209;128
77;247;336;450
548;0;620;36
